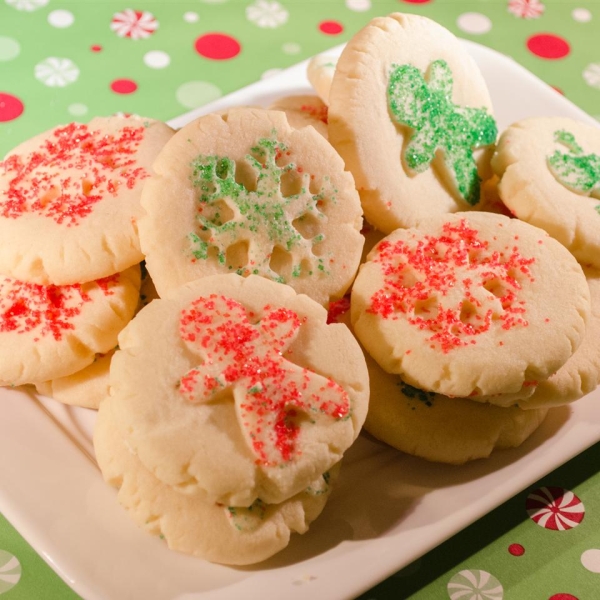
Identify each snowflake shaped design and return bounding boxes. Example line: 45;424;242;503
447;569;503;600
177;295;350;465
188;137;329;282
547;130;600;198
5;0;48;11
246;0;289;28
110;9;158;40
387;59;497;206
34;57;79;87
508;0;545;19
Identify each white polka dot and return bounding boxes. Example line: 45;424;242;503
282;42;301;55
183;11;199;23
572;8;592;22
345;0;371;11
68;103;88;116
48;9;74;28
582;549;600;573
176;81;222;108
583;63;600;89
456;12;492;35
261;68;282;80
144;50;170;69
0;36;20;61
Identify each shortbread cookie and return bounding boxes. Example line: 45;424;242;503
95;395;340;565
520;267;600;409
111;273;369;506
35;350;113;410
0;116;174;285
492;117;600;268
0;265;140;386
269;95;328;138
306;55;337;105
351;212;590;400
328;13;497;233
139;108;364;304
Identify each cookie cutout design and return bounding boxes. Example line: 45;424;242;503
0;116;174;285
388;59;497;206
140;108;363;304
111;274;369;506
351;212;590;399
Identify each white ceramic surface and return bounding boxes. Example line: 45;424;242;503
1;41;599;600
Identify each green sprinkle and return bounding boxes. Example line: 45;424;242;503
400;382;435;407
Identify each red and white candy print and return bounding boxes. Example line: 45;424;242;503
526;486;585;530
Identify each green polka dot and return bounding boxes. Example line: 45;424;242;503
67;102;88;116
0;36;20;62
176;81;222;109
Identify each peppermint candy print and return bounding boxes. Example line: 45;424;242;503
583;63;600;90
246;0;289;29
110;9;158;40
447;569;503;600
508;0;545;19
0;550;21;594
34;57;80;87
5;0;48;11
526;486;585;530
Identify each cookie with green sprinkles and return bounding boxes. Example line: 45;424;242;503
139;108;364;304
110;273;369;507
492;117;600;268
350;212;590;400
327;12;496;233
95;394;341;565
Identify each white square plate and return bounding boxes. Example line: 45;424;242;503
1;41;599;600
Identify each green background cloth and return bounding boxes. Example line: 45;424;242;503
1;1;600;598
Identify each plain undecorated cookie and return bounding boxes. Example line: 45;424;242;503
492;117;600;268
139;108;363;305
95;395;339;565
0;265;140;386
0;116;174;285
110;273;369;507
269;95;329;138
351;212;590;401
328;12;496;233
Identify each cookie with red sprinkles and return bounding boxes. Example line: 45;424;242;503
0;265;140;387
0;116;174;285
110;273;369;507
327;13;497;233
95;395;340;565
351;212;590;400
138;108;364;304
269;94;329;139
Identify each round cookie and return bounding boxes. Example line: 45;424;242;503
94;395;340;565
0;265;141;387
139;108;364;305
328;12;497;233
492;117;600;268
351;212;590;401
0;116;174;285
110;273;369;507
269;95;328;138
306;54;337;105
519;267;600;409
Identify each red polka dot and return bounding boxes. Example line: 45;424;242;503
551;86;564;95
527;34;570;59
91;45;102;53
110;79;138;94
319;20;344;35
549;595;579;600
401;0;433;3
194;33;241;60
0;93;24;122
508;543;525;556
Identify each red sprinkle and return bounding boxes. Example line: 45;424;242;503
177;294;350;465
0;122;148;226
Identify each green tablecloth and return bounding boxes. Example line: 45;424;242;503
1;1;599;599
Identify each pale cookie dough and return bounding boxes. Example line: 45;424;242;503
95;395;340;565
110;274;369;507
306;54;337;105
492;117;600;268
139;108;364;305
35;350;114;410
269;95;328;138
519;267;600;409
351;212;590;401
0;265;140;386
328;12;496;233
0;116;174;285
